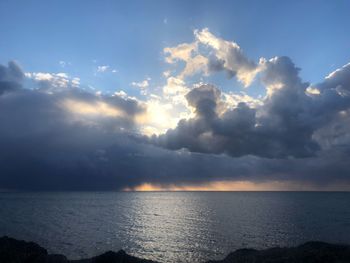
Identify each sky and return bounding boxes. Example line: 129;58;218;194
1;0;350;191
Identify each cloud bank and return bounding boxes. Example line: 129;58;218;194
1;29;350;190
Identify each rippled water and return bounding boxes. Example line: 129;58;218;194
0;192;350;262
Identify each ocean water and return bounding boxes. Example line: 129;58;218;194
0;192;350;262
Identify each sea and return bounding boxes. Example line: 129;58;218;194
0;192;349;262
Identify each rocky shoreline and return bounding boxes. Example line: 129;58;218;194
1;236;350;263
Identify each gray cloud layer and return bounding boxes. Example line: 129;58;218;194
0;61;24;95
1;56;350;190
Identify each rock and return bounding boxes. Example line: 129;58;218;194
46;254;69;263
72;250;157;263
0;236;48;263
0;237;157;263
1;236;350;263
207;241;350;263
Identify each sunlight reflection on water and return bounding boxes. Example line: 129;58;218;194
0;192;350;262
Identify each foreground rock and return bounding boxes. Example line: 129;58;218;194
0;236;156;263
1;236;350;263
71;250;157;263
207;241;350;263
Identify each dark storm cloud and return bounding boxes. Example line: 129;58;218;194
0;61;24;95
1;58;350;190
0;61;148;190
155;57;350;159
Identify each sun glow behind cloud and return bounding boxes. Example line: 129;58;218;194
62;99;126;118
125;181;350;192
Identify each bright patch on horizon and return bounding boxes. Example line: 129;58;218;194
124;181;350;192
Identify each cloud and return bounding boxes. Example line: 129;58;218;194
164;42;197;64
0;61;24;95
26;72;80;90
0;61;153;190
1;29;350;190
131;77;151;96
131;78;151;89
164;28;259;86
162;76;189;105
195;28;259;86
155;55;350;159
59;61;71;68
97;65;110;72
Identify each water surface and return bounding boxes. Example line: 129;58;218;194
0;192;349;262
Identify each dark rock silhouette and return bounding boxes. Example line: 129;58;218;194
0;237;155;263
71;250;157;263
207;241;350;263
1;236;350;263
